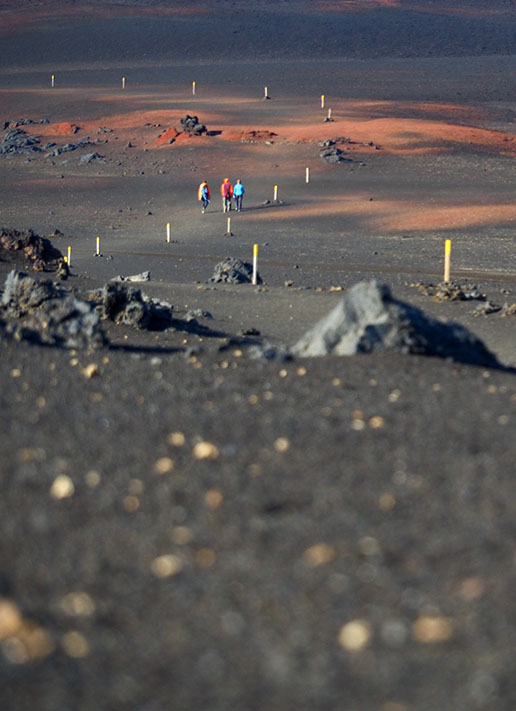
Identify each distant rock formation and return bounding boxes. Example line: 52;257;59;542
292;280;500;367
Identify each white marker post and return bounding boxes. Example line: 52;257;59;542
444;239;451;283
274;184;278;202
51;74;55;88
192;81;196;95
67;246;71;268
252;244;259;285
321;93;325;108
226;217;232;236
305;167;310;184
264;86;270;100
328;108;332;120
96;236;100;256
166;222;171;244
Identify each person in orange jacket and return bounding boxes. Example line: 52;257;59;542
220;177;233;213
198;180;210;214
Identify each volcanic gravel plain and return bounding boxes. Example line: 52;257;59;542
2;1;516;710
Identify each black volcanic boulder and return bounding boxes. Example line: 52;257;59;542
210;257;262;285
292;280;500;368
180;115;207;136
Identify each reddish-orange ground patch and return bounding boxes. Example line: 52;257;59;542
39;122;81;137
154;128;179;147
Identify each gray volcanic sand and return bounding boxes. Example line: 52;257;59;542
2;2;516;710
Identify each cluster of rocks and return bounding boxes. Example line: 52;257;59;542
292;280;500;368
180;115;207;136
0;128;104;164
1;117;49;131
210;257;262;285
319;139;360;165
0;228;68;274
1;270;105;349
45;138;92;157
0;129;43;156
410;280;486;302
0;272;186;348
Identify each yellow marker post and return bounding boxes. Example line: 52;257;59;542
252;244;259;285
96;236;100;256
192;81;196;95
166;222;171;244
51;74;55;88
305;167;310;184
444;239;451;283
67;246;71;268
122;76;126;89
274;185;278;202
321;93;325;108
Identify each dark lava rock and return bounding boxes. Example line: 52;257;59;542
1;270;105;349
292;280;500;368
79;152;105;164
210;257;262;285
0;227;65;272
0;128;41;155
95;282;174;330
180;114;207;136
45;139;92;158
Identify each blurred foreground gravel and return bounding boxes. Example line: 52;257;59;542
1;337;516;711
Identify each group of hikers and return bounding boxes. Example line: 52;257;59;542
198;178;245;214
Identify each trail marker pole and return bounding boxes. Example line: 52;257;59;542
166;222;171;243
305;167;310;184
328;108;332;120
67;246;71;268
321;94;325;108
192;81;196;95
96;236;100;256
444;239;451;283
225;217;233;236
274;184;278;202
252;244;259;285
122;76;126;89
264;86;270;100
51;74;55;88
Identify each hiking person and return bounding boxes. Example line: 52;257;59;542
220;178;233;212
198;180;210;213
233;179;245;211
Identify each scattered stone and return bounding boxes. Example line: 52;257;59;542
180;115;207;136
471;301;502;316
0;129;41;155
1;270;106;349
79;152;105;164
209;257;262;285
45;139;92;157
0;228;65;272
93;282;174;330
410;280;485;302
292;280;500;368
500;303;516;317
112;271;150;283
184;308;213;322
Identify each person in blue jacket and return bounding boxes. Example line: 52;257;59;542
233;179;245;212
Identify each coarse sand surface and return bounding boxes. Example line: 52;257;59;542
2;2;516;710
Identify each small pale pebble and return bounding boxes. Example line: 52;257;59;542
338;620;372;651
193;441;220;460
50;475;75;500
